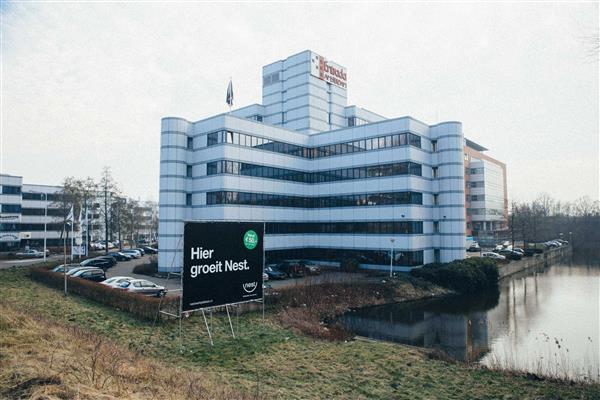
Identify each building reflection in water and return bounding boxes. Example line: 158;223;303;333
339;291;500;362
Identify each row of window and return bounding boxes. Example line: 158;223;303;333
266;248;424;267
469;181;484;188
21;192;61;201
1;185;21;195
0;223;65;232
468;194;485;202
206;160;423;183
205;130;422;158
1;204;21;213
206;190;423;208
266;221;423;235
21;208;65;216
467;208;504;216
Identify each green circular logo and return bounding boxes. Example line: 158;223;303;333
243;230;258;250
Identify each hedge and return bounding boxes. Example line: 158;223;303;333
410;257;499;294
29;267;179;320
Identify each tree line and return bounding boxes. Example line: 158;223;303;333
509;193;600;259
53;167;157;252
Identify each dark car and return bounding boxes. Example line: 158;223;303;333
142;246;158;254
467;243;481;252
298;260;321;275
133;247;146;256
498;249;523;260
97;255;117;267
265;264;287;280
106;251;132;261
276;261;304;278
71;267;106;282
81;257;113;270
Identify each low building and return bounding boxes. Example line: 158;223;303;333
0;174;75;251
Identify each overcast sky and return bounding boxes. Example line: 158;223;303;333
1;2;598;203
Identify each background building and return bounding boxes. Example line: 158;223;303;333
158;50;467;272
463;140;508;245
0;174;75;251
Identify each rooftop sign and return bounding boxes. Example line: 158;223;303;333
310;53;347;89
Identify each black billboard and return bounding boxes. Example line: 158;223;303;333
182;222;264;312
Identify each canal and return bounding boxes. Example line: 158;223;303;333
340;259;599;382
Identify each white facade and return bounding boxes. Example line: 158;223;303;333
0;174;75;251
158;50;466;272
467;159;506;231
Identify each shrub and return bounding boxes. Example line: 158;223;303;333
410;258;499;294
340;258;360;273
28;268;178;320
133;256;158;276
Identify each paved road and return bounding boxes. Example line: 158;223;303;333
105;255;182;294
0;255;64;269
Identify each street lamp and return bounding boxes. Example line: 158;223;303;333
390;238;395;278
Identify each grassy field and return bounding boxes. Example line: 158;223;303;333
1;267;599;399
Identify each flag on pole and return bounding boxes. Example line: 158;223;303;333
226;79;234;110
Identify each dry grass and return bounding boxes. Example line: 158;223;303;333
0;304;256;400
273;275;450;340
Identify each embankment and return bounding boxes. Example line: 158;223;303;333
498;245;572;279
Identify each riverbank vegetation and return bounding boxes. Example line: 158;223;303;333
410;258;499;293
272;274;450;340
1;267;599;399
510;194;600;260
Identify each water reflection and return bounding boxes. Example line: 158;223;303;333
340;291;499;362
340;262;600;381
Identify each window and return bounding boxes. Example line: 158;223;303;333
207;132;218;146
432;167;439;179
434;249;441;263
433;221;440;233
186;194;192;206
186;165;192;178
433;194;439;206
1;185;21;195
187;137;194;150
431;140;437;152
1;204;21;213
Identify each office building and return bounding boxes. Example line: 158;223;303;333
158;50;468;272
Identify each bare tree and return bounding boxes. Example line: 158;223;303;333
99;167;120;254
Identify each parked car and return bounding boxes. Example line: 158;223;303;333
265;265;286;280
15;249;44;258
298;260;321;275
117;279;166;297
96;255;117;267
51;263;82;273
262;272;269;281
101;276;134;288
493;244;504;252
276;261;304;278
133;247;146;256
141;246;158;254
497;249;523;260
513;248;525;255
66;266;96;275
81;257;113;270
467;242;481;252
106;251;132;261
122;249;142;259
71;267;106;282
481;252;506;260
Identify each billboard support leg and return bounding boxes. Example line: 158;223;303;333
226;305;236;338
201;309;214;346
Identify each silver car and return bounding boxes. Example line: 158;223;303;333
121;249;142;259
117;279;166;297
101;276;134;288
51;263;82;273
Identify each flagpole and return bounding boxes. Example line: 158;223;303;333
70;214;74;261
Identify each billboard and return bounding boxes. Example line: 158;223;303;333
310;52;347;89
182;222;264;312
